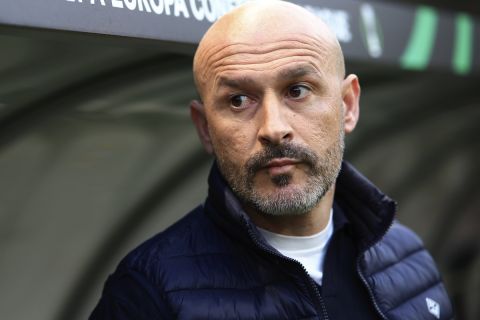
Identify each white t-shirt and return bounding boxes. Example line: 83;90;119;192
257;209;334;285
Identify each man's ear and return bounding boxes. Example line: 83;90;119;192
190;99;214;154
342;74;361;134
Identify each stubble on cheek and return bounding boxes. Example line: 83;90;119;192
208;123;250;180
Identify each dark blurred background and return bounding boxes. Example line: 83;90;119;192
0;1;478;319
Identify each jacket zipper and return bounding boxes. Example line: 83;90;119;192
355;218;395;320
245;222;329;320
356;257;388;320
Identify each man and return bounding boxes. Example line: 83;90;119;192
91;1;453;319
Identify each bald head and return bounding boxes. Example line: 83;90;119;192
193;0;345;98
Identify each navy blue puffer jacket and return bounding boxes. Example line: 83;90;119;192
91;162;453;319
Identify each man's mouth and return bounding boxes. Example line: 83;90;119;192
265;158;299;175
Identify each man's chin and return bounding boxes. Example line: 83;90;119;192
252;183;306;202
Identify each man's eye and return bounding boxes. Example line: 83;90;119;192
287;85;310;99
230;95;249;109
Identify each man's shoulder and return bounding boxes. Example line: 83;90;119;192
91;205;248;318
362;221;432;273
116;204;231;276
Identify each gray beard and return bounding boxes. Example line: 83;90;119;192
215;134;344;217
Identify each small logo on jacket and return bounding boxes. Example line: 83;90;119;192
426;297;440;319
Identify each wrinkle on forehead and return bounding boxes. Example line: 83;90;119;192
199;36;330;85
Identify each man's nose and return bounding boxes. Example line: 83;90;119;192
257;96;293;145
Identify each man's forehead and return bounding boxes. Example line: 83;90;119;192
201;35;333;80
204;33;330;62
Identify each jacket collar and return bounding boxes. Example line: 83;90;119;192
204;161;396;250
334;161;396;248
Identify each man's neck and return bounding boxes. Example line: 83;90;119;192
245;186;335;236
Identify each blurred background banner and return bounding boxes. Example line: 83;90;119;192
1;0;480;74
0;1;478;320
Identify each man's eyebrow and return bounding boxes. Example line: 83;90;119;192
216;76;256;89
214;65;322;89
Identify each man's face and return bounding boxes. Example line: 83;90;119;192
196;34;348;216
